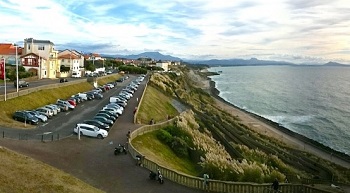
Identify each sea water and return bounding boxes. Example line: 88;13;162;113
209;65;350;155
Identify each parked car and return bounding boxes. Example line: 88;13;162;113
14;80;29;88
13;111;39;125
95;93;103;99
116;77;124;82
105;103;124;112
36;107;54;118
26;110;48;123
102;107;122;115
99;110;118;119
57;99;75;110
47;104;61;113
60;78;68;83
96;113;117;121
55;103;69;112
93;116;114;126
44;105;58;115
120;91;133;98
85;92;95;100
67;99;77;107
73;123;108;139
83;120;110;131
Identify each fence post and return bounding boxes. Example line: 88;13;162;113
3;131;4;138
57;134;59;140
51;135;54;141
18;133;20;140
41;135;44;142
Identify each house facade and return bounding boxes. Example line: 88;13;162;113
58;49;84;77
0;43;22;65
21;38;59;79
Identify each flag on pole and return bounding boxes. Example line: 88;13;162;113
0;58;5;80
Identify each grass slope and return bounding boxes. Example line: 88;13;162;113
0;82;94;129
137;85;178;124
0;147;104;193
132;132;198;176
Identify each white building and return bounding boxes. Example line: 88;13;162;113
156;60;170;72
58;49;85;78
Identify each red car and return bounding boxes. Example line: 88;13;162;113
67;99;77;107
104;85;110;90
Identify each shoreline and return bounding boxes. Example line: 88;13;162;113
206;77;350;168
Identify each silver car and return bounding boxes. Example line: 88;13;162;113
44;105;58;115
36;107;54;118
26;110;48;122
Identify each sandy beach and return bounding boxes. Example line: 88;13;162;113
192;69;350;169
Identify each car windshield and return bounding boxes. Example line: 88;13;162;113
31;111;39;116
26;113;34;118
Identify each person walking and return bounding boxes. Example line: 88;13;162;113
126;130;131;140
203;173;209;191
272;178;279;193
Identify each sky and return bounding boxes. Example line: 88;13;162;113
1;0;350;64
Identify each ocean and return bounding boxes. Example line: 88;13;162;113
208;65;350;155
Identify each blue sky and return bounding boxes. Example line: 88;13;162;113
1;0;350;64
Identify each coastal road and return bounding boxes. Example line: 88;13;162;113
0;77;85;95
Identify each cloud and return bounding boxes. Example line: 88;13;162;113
0;0;350;63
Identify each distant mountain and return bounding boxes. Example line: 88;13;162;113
100;52;350;67
103;52;182;61
189;58;294;66
322;61;349;66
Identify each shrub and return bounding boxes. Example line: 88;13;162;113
156;129;173;145
171;136;190;157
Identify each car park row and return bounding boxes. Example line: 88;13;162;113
11;81;118;125
73;75;145;139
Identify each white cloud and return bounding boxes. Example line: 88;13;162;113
1;0;350;63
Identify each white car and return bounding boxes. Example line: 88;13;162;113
74;123;108;139
102;107;122;115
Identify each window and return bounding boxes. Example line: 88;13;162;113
38;46;45;50
28;44;31;50
62;59;65;62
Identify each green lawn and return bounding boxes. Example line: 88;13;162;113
137;85;179;124
132;131;199;176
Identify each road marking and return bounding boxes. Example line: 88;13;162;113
42;123;48;127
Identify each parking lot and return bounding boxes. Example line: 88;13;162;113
0;74;203;193
1;76;140;141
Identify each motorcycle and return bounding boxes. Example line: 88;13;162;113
114;144;127;155
149;171;164;184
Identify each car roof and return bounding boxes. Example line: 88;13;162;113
84;119;103;124
77;123;97;128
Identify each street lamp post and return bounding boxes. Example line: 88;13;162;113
15;44;19;93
